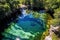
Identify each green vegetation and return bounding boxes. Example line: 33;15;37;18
1;0;60;40
0;0;20;19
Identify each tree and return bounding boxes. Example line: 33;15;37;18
54;8;60;18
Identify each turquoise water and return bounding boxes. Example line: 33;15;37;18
2;10;47;40
16;16;45;32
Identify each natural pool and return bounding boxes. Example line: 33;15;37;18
2;10;47;40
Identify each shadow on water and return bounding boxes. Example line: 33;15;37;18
0;8;22;39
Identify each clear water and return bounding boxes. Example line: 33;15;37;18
2;9;47;40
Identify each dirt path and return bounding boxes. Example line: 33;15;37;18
45;25;59;40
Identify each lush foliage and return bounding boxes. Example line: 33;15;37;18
1;0;60;40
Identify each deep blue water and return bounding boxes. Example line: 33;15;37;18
16;16;45;32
